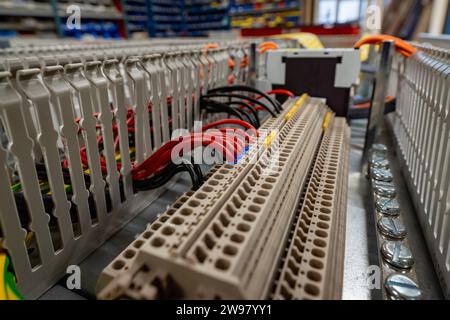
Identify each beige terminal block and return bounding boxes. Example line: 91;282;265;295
97;96;350;300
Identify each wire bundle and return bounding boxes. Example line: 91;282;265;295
131;118;257;189
64;93;263;192
201;85;294;129
130;85;294;188
66;86;278;190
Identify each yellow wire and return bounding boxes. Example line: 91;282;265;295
5;271;22;300
6;285;19;300
25;232;34;245
0;253;7;300
0;252;24;300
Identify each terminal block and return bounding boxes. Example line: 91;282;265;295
272;117;349;300
97;96;350;300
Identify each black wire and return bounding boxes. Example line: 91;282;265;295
181;162;201;190
34;161;126;211
12;190;100;229
209;97;259;128
230;105;257;128
204;99;255;126
202;93;277;117
208;85;282;113
133;161;202;192
35;162;91;187
203;106;246;123
200;98;247;121
192;163;204;186
218;85;282;112
223;100;261;128
133;163;177;191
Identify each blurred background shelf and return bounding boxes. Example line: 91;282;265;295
121;0;150;37
230;0;302;29
0;0;448;41
0;2;53;18
0;0;124;39
147;0;184;37
148;0;230;37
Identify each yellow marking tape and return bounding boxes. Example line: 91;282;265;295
323;112;333;130
264;92;309;149
285;93;308;121
264;131;277;149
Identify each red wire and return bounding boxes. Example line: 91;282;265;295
255;89;295;101
216;128;246;149
236;89;295;113
150;137;237;176
132;134;237;180
71;98;257;181
132;132;238;179
202;119;258;137
76;130;243;177
265;89;295;98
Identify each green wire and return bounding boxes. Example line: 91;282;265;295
65;185;73;194
2;254;24;300
5;271;23;300
11;182;72;195
11;183;21;192
40;182;50;195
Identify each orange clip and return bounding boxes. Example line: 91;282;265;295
203;43;219;53
258;41;279;54
354;35;417;58
228;57;235;69
240;55;249;69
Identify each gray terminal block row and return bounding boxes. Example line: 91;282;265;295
96;97;306;295
97;96;322;298
369;144;422;300
96;96;351;300
95;164;224;291
272;117;350;300
98;96;306;296
180;98;326;299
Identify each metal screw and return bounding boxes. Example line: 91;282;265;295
371;143;388;157
376;197;401;216
373;180;397;198
385;274;422;300
369;154;390;170
381;241;414;269
378;217;407;240
371;168;394;182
